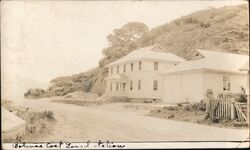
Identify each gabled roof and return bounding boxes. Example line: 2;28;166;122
105;74;129;81
105;45;185;67
239;61;249;71
166;49;249;73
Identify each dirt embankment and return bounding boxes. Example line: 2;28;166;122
2;100;56;142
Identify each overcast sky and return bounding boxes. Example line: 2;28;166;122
1;0;247;84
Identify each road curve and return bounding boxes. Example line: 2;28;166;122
15;99;249;142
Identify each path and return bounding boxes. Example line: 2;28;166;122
15;99;249;142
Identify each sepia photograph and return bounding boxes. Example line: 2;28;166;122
1;0;249;149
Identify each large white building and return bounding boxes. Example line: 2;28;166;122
104;45;249;103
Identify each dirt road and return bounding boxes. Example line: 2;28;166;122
15;99;249;142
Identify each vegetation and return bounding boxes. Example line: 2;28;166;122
148;101;247;129
24;4;249;98
2;100;55;142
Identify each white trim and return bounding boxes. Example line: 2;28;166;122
161;68;247;75
105;58;182;68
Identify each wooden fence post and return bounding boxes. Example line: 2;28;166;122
206;98;210;113
231;101;235;120
205;89;214;116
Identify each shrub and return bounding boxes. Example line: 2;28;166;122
163;106;178;111
41;110;55;120
236;87;248;103
168;113;175;119
24;88;45;99
237;95;247;103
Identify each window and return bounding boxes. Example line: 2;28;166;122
130;80;133;90
139;61;142;70
116;82;119;91
117;66;119;74
123;64;126;73
154;62;158;71
223;76;230;91
123;83;126;91
131;63;134;71
138;80;141;90
110;82;112;91
111;67;113;75
153;80;158;91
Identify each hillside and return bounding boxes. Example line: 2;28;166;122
151;4;249;59
24;4;249;98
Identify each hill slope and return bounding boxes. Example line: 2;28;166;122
138;4;249;59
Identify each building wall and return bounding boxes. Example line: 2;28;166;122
162;74;183;103
163;70;247;104
105;80;127;97
203;70;247;97
125;72;163;99
182;71;204;102
162;70;204;103
107;65;248;103
105;59;177;99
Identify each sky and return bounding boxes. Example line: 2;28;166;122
1;0;248;86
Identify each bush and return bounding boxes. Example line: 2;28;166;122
163;106;178;111
236;87;248;103
168;113;175;119
237;95;247;103
24;88;45;99
41;111;55;120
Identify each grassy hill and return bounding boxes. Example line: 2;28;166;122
24;4;249;98
149;4;249;59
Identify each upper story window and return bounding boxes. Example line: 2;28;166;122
154;62;158;71
123;64;126;73
153;80;158;91
139;61;142;70
111;67;113;75
130;80;133;90
117;66;119;74
223;76;230;91
138;80;141;90
131;63;134;71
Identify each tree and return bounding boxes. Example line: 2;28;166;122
107;22;149;47
101;22;149;67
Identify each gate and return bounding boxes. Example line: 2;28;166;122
207;98;247;122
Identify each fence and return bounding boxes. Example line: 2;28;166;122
206;98;248;123
235;102;247;122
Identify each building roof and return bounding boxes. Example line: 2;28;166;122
105;74;129;81
105;45;185;67
239;61;249;71
166;49;249;73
